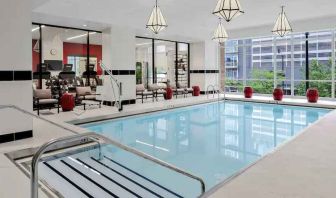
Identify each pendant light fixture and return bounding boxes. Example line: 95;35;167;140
212;19;229;43
146;0;168;34
272;6;293;37
213;0;244;22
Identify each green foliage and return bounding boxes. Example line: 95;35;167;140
226;59;332;97
296;59;332;97
247;69;285;94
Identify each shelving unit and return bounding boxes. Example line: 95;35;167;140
175;54;188;87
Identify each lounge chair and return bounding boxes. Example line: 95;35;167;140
148;84;167;101
33;89;60;115
76;86;102;107
136;84;154;103
177;82;193;97
170;84;185;98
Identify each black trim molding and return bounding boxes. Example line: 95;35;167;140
190;70;219;74
103;99;136;106
0;130;33;144
0;70;32;81
104;70;135;75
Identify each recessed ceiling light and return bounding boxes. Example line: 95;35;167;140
83;24;87;27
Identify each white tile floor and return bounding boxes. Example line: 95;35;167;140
1;94;336;198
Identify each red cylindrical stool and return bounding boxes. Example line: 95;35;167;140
273;88;284;101
165;87;173;100
243;86;253;98
306;88;319;103
61;93;75;111
192;86;200;96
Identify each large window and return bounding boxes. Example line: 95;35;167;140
135;37;190;88
32;23;102;90
223;29;336;98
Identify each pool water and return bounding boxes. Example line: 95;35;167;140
82;101;330;196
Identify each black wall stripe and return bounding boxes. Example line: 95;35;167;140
190;70;219;74
0;70;32;81
14;71;32;81
104;70;136;75
0;130;33;144
0;71;13;81
103;99;136;106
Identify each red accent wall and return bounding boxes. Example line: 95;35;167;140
63;42;103;75
32;39;40;72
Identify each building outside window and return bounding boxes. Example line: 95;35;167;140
223;29;335;98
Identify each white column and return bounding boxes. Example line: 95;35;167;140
0;0;33;142
190;40;219;92
101;26;136;104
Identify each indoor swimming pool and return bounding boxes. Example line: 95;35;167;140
78;101;330;197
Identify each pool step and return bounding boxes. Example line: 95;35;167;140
40;155;183;198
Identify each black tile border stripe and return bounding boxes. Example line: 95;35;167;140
190;70;219;74
104;156;183;198
0;130;33;144
44;162;94;198
104;70;136;75
88;157;163;198
0;70;32;81
14;71;32;81
103;99;136;106
60;160;118;198
78;158;143;198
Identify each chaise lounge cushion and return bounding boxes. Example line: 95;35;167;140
76;86;93;96
136;84;146;92
38;99;58;105
34;89;52;99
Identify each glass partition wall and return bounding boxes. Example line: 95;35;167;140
222;29;336;98
32;23;102;90
136;37;190;88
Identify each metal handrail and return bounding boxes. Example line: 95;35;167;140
100;61;123;111
0;105;205;197
206;84;221;99
31;133;206;197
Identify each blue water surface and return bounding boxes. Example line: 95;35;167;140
82;101;330;197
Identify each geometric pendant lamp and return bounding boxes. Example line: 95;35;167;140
212;19;229;43
272;6;293;37
213;0;244;22
146;0;168;34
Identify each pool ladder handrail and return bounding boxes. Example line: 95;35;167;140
30;133;206;198
206;84;222;100
100;61;123;111
0;104;207;198
0;105;206;198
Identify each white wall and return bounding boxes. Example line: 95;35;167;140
101;26;136;103
190;40;220;92
0;0;32;139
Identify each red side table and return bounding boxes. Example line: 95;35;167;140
243;86;253;98
61;93;75;111
164;87;173;100
192;86;200;96
306;88;319;103
273;88;284;101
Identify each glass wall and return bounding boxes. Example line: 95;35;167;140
135;37;190;88
32;24;41;88
32;23;102;91
223;29;336;98
136;38;153;87
155;40;176;86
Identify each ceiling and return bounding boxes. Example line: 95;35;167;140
32;25;102;45
32;0;336;42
